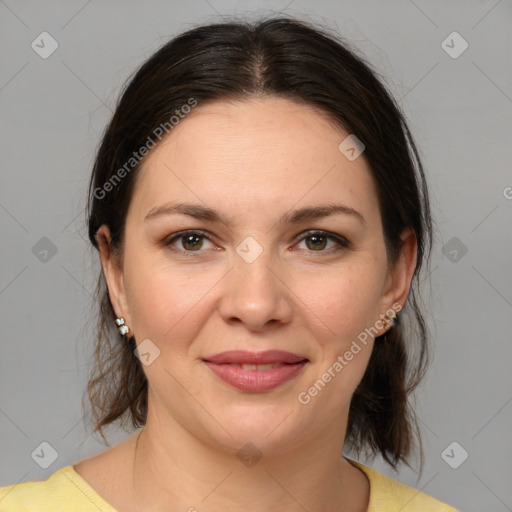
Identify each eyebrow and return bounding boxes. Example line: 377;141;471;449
144;201;366;226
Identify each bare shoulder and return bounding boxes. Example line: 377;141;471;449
73;431;139;508
74;432;135;475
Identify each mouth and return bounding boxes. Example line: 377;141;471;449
202;350;309;392
221;363;291;370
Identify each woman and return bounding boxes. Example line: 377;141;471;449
0;16;459;512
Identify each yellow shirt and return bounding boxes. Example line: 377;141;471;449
0;459;459;511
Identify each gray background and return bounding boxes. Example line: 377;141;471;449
1;1;511;510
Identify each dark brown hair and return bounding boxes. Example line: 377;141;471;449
85;15;434;474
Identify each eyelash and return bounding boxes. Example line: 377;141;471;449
163;229;350;256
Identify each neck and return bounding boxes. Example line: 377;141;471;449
129;405;369;512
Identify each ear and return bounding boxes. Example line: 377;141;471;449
376;228;418;334
96;225;131;331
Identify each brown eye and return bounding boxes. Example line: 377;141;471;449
304;234;328;251
164;230;215;253
295;230;350;254
181;233;204;251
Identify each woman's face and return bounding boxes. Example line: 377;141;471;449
98;97;416;454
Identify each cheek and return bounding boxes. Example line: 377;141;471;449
308;347;373;420
303;265;383;344
124;257;384;343
297;265;382;407
123;251;223;345
299;272;377;413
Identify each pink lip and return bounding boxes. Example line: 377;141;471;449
202;350;309;392
203;350;307;365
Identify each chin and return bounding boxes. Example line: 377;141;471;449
202;401;307;455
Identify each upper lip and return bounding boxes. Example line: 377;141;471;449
202;350;308;365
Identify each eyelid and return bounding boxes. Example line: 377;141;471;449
163;229;350;254
292;229;350;249
164;229;216;252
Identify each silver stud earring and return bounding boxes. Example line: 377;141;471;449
385;311;397;330
115;317;130;337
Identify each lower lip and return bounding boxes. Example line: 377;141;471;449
203;361;308;392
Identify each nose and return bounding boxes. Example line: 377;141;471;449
218;245;294;332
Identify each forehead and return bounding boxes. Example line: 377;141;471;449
129;97;379;227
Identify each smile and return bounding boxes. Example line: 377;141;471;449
202;350;309;392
